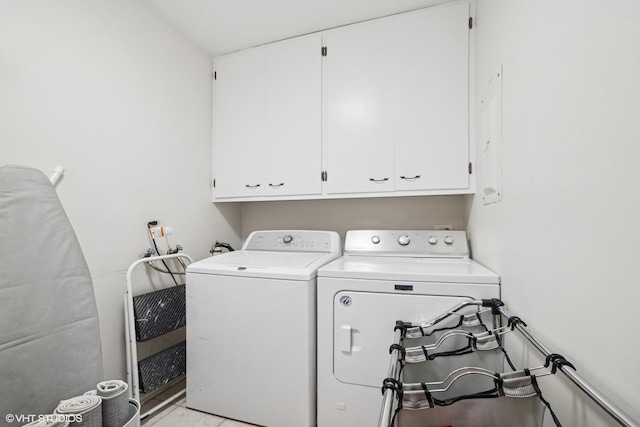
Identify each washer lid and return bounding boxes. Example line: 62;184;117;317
317;256;500;284
186;250;341;280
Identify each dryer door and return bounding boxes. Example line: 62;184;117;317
333;291;472;387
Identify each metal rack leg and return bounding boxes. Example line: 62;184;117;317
498;306;639;427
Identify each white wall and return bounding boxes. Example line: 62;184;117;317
241;196;465;241
468;0;640;425
4;1;639;423
0;0;242;381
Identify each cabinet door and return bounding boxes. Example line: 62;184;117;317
264;34;322;197
213;48;266;198
325;19;395;195
393;2;470;191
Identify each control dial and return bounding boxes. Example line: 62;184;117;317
282;235;294;244
397;235;411;246
371;236;381;244
444;236;454;245
428;236;438;245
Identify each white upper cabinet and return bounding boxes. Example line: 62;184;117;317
392;2;470;192
213;34;322;199
324;1;471;195
324;18;395;195
213;48;266;199
264;34;322;197
212;1;473;201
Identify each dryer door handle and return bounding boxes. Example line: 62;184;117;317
338;325;352;353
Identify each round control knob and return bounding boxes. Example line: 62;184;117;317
428;236;438;245
371;236;381;244
397;235;410;246
444;236;454;245
282;235;293;244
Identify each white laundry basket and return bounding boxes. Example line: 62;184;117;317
123;399;140;427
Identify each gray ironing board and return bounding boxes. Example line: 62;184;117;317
0;165;103;417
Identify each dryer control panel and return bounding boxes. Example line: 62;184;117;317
344;230;469;258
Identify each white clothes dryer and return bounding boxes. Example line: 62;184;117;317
186;230;341;427
316;230;500;427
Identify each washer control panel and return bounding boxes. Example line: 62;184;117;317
244;230;342;253
345;230;469;258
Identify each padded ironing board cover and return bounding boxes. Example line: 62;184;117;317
0;165;103;417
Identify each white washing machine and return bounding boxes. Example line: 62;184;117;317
316;230;500;427
186;230;341;427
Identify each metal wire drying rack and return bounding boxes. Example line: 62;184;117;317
125;253;193;420
378;299;639;427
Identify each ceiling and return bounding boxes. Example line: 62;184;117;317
140;0;450;57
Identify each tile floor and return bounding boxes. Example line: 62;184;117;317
141;396;255;427
140;378;256;427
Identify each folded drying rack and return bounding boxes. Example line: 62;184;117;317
125;253;193;420
378;299;639;427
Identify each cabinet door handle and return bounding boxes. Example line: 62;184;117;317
400;175;421;182
268;183;285;188
245;184;261;189
369;177;389;183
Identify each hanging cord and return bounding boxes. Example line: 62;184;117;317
142;239;187;275
529;374;563;427
143;256;187;275
146;223;179;286
494;332;518;371
210;241;235;255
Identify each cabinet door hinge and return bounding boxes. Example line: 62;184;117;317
213;178;216;188
321;46;327;57
321;171;328;182
469;17;473;29
468;163;473;174
214;71;217;80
